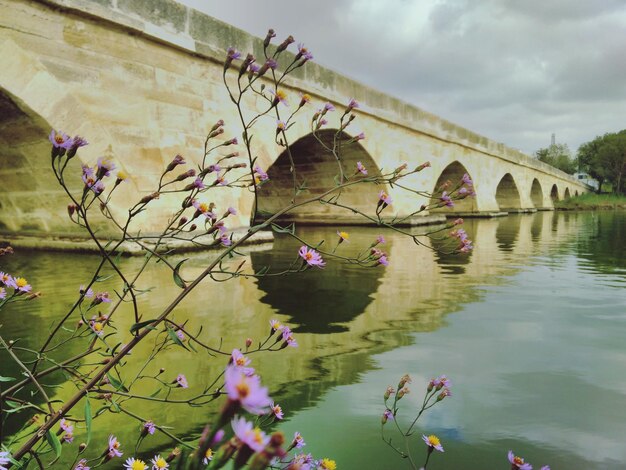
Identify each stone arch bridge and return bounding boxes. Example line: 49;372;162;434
1;0;588;239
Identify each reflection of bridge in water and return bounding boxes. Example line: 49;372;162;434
0;211;601;463
1;0;589;242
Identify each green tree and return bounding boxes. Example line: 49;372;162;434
534;143;576;174
577;130;626;194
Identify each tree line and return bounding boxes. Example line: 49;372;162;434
534;129;626;193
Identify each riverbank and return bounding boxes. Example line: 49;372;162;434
556;193;626;210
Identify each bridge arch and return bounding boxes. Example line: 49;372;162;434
495;173;522;211
430;161;477;213
255;129;385;223
530;178;543;208
550;184;559;202
564;187;571;199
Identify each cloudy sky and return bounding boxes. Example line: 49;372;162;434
177;0;626;155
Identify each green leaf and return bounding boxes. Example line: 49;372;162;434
106;373;128;392
0;375;16;382
45;430;62;458
149;388;162;398
167;328;189;351
271;223;295;235
172;258;189;289
129;319;158;333
84;395;92;445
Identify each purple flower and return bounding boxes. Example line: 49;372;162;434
74;459;90;470
94;291;111;304
253;165;269;184
227;47;241;60
175;329;185;341
0;272;11;286
378;190;392;206
440;191;454;208
347;98;360;110
271;402;284;420
96;156;116;177
376;235;386;245
224;365;272;414
508;451;532;470
270;319;284;332
540;467;550;470
62;432;74;444
377;255;389;267
108;434;123;458
298;246;326;268
270;89;288;106
0;451;9;470
60;418;73;433
7;276;31;293
49;130;72;149
292;432;306;449
0;288;5;300
220;233;232;247
356;161;368;175
422;435;444;452
79;285;94;298
323;102;335;112
248;63;260;73
231;416;269;453
292;453;313;468
355;132;365;141
175;374;188;389
462;173;473;186
144;420;156;435
281;327;298;348
381;409;394;424
192;178;206;190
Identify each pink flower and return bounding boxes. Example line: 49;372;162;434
298;246;325;268
224;366;271;415
231;349;254;376
231;417;270;453
356;161;368;175
508;450;532;470
60;419;73;433
175;374;188;388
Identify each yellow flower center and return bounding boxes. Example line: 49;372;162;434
321;458;337;470
15;278;28;288
236;357;246;366
131;459;147;470
117;170;128;180
273;405;282;414
276;90;287;100
252;428;264;445
199;203;209;213
513;456;524;465
236;382;250;398
93;322;103;332
427;435;441;447
54;134;64;144
339;231;349;240
154;457;167;468
301;94;311;102
205;449;213;460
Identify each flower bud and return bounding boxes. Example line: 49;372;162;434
139;192;160;204
263;29;276;48
178;216;188;227
189;224;197;231
276;35;294;53
210;120;225;133
245;338;253;349
79;443;87;453
67;204;76;217
166;447;181;463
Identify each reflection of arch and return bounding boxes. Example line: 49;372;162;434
250;227;385;333
550;184;559;202
530;178;543;208
430;161;477;213
256;130;384;223
564;188;571;199
530;212;543;242
495;173;521;211
496;214;521;252
575;190;579;197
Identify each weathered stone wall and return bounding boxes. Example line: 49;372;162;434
0;0;588;240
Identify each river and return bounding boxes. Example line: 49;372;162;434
1;211;625;469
